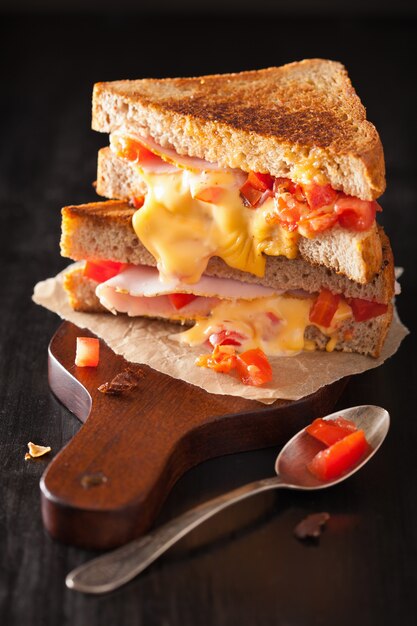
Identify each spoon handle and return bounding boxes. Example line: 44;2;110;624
66;475;286;594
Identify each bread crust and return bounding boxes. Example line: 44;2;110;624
63;267;107;312
63;265;393;358
92;60;385;200
60;200;394;304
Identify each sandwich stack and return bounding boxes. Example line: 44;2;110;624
59;59;396;385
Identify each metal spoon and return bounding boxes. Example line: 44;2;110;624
66;405;389;594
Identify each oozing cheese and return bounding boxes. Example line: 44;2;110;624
131;167;299;284
173;294;353;356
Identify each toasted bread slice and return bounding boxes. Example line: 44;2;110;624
97;147;147;201
62;264;393;358
96;146;383;284
92;60;385;201
60;200;394;304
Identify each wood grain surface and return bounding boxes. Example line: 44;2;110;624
1;13;416;626
42;322;347;549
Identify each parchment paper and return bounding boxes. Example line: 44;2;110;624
33;265;409;404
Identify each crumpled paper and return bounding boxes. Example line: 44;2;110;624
33;265;409;404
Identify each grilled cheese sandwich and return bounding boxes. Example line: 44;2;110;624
59;61;396;372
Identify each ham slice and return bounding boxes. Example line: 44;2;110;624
96;265;279;318
110;132;178;174
98;290;219;319
112;131;226;173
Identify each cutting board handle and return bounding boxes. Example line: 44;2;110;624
41;322;348;549
41;387;197;549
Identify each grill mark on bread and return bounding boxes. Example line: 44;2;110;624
158;100;343;146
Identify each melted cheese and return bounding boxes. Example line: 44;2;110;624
131;167;299;284
289;153;328;186
173;295;352;357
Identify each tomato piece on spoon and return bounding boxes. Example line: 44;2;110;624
306;417;358;446
308;430;370;481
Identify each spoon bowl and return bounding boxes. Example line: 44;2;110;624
66;404;390;594
276;404;390;488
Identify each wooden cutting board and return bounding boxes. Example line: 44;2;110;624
40;321;348;549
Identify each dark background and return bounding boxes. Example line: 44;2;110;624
2;0;417;15
0;4;416;626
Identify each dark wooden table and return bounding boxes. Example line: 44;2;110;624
0;13;416;626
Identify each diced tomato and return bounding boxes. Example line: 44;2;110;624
309;289;341;327
116;137;164;167
240;172;274;207
265;212;298;232
235;348;273;386
271;179;312;228
196;345;272;386
274;177;305;200
240;179;263;207
209;329;245;348
270;177;378;235
335;197;379;231
131;195;145;209
337;210;357;230
194;187;224;203
306;417;358;446
247;171;274;191
303;183;338;210
332;417;359;431
296;184;339;236
298;211;338;236
168;293;198;310
75;337;100;367
347;298;388;322
308;430;370;481
84;260;126;283
259;189;274;204
196;345;237;373
273;195;306;227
